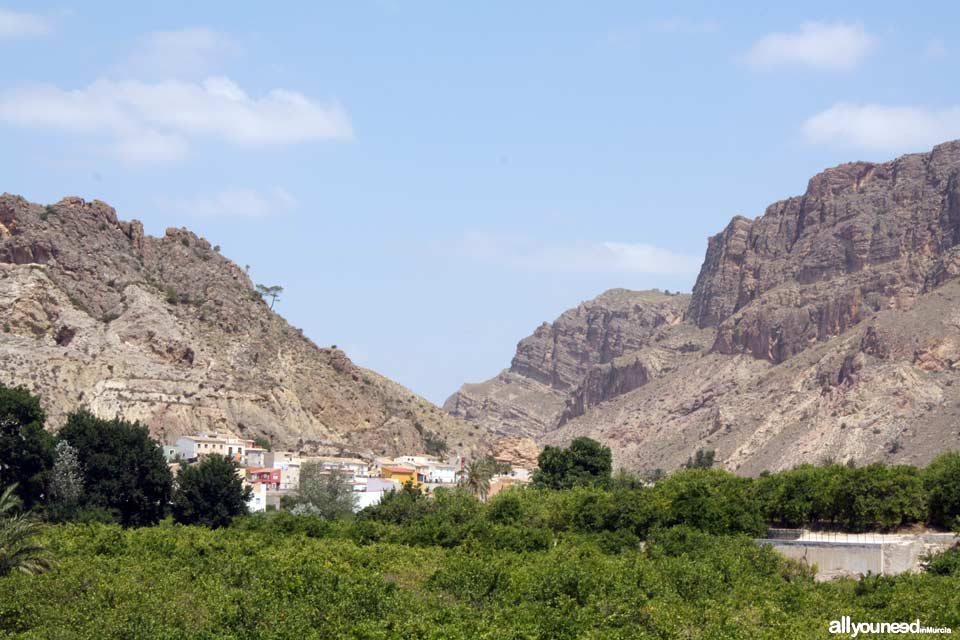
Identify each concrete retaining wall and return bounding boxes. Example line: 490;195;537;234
756;532;958;581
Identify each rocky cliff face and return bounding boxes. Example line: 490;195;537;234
689;143;960;363
0;194;484;458
449;141;960;473
444;289;705;438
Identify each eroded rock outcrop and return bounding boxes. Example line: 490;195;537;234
445;289;709;438
690;142;960;363
0;194;485;458
449;141;960;474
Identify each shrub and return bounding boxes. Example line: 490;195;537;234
532;437;612;490
172;455;251;528
286;461;357;519
925;451;960;530
0;385;54;509
832;464;926;532
57;410;172;527
651;468;765;536
924;545;960;576
753;463;844;527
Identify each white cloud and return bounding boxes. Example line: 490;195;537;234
121;27;239;78
743;22;875;71
0;8;54;39
111;129;189;165
457;232;701;275
802;103;960;151
0;76;352;164
171;187;298;218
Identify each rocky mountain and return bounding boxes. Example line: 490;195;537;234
0;194;485;458
447;140;960;474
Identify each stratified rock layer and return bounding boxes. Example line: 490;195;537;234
0;195;484;458
449;141;960;473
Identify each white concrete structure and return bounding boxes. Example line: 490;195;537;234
263;451;301;491
244;447;268;468
246;482;267;512
175;433;251;463
396;456;459;485
421;461;458;484
757;531;960;580
508;466;531;482
304;456;371;478
354;478;400;511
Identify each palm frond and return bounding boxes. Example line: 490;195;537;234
0;484;53;577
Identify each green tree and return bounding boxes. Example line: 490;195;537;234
0;384;54;509
685;448;716;469
652;468;765;536
253;436;272;452
460;459;494;501
533;437;612;489
57;410;172;527
832;463;926;532
287;461;357;518
361;480;431;524
753;463;844;527
255;284;284;309
0;484;53;577
46;440;84;521
925;451;960;530
172;455;251;528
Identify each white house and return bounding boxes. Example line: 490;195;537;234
244;447;268;468
509;466;532;482
175;433;249;463
263;451;301;491
393;455;458;485
246;482;267;512
303;456;370;478
354;477;400;511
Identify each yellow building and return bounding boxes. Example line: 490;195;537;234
381;465;419;488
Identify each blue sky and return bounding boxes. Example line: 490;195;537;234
1;1;957;403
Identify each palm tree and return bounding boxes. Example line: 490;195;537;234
460;460;493;501
0;484;53;577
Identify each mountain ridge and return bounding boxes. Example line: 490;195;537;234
447;140;960;473
0;193;486;459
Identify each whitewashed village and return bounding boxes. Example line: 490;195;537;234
164;432;533;513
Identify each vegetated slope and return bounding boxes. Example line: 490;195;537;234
0;194;484;457
450;140;960;473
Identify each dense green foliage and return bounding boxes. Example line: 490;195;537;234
925;451;960;530
533;437;612;489
171;455;251;528
0;484;52;578
684;448;716;469
1;511;958;638
0;384;54;509
924;545;960;577
283;461;357;518
1;390;959;636
459;457;508;500
57;410;172;527
754;462;939;532
832;464;927;531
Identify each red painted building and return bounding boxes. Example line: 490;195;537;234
247;468;281;490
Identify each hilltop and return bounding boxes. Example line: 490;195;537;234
0;194;484;458
447;140;960;473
